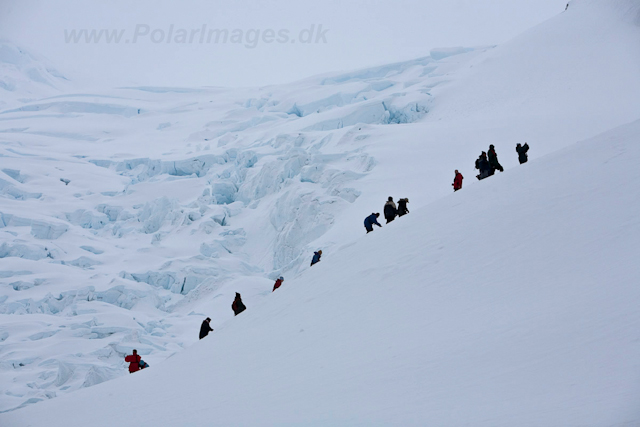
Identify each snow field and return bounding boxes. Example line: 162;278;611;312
3;117;640;426
0;0;640;422
0;43;481;412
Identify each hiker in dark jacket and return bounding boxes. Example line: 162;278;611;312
487;144;504;175
475;152;491;180
452;170;463;191
364;212;382;233
383;197;397;223
310;250;322;266
516;142;530;164
125;349;141;373
232;293;246;316
397;198;409;217
199;317;213;339
272;276;284;292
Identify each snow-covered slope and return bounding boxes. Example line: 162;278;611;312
0;45;466;414
3;116;640;427
1;0;640;422
426;0;640;159
0;41;68;108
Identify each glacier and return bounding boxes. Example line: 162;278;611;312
1;0;640;424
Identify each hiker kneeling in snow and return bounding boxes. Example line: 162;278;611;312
125;349;147;373
364;212;382;233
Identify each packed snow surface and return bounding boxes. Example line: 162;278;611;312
4;117;640;426
1;0;640;425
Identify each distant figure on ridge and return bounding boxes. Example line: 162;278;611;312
199;317;213;339
232;293;246;316
397;198;409;217
272;276;284;292
452;170;463;191
384;197;397;223
311;250;322;266
516;142;530;164
475;152;491;180
488;144;504;175
364;212;382;233
125;349;141;374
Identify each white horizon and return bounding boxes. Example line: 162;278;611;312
0;0;567;88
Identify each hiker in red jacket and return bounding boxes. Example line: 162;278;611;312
452;170;463;191
272;276;284;292
125;349;141;373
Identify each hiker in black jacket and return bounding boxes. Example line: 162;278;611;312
384;197;397;223
487;144;504;175
311;250;322;266
232;293;246;316
397;198;409;216
199;317;213;339
516;142;530;164
475;152;491;180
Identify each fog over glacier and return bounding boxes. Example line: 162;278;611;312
0;0;567;87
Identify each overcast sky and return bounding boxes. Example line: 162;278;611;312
0;0;567;88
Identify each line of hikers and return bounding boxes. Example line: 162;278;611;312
197;292;246;341
127;289;248;368
192;249;320;346
126;142;532;372
452;142;530;191
127;193;396;371
364;196;409;233
473;142;529;182
127;291;250;370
